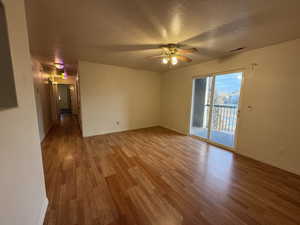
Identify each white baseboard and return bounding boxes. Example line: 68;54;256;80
37;198;48;225
83;124;161;138
159;125;188;135
40;122;54;143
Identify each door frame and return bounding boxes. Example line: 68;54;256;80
57;84;72;114
189;69;246;151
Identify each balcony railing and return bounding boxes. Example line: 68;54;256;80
205;104;238;133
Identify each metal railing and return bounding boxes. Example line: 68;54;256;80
206;104;238;133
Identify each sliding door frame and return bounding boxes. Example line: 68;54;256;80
189;69;246;151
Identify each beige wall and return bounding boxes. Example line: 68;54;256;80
0;1;48;225
161;38;300;175
32;59;54;142
76;75;82;131
50;83;60;122
70;84;78;114
79;61;161;137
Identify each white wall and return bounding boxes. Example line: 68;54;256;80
50;83;60;122
76;75;82;131
32;59;54;142
161;38;300;175
0;1;48;225
79;61;161;137
70;84;78;114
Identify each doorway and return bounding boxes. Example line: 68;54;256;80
58;84;72;114
190;71;243;149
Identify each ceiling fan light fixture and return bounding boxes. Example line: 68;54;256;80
162;57;169;64
171;56;178;65
54;63;64;69
61;72;68;80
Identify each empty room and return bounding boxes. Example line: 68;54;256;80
1;0;300;225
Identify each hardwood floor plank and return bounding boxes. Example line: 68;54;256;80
42;115;300;225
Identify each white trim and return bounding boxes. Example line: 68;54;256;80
189;79;196;135
37;198;48;225
83;124;161;137
189;68;249;150
191;64;257;79
207;76;216;140
191;134;235;152
160;125;187;135
40;122;54;143
233;70;246;150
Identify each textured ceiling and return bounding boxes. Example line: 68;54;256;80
25;0;300;73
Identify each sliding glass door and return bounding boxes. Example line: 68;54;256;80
191;72;243;148
190;77;213;139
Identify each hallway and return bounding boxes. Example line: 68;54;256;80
42;115;300;225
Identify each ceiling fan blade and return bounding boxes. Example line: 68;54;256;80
177;48;198;54
146;55;164;59
95;44;161;52
178;45;223;58
177;55;192;63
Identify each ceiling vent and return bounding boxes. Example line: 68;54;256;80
229;47;246;52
